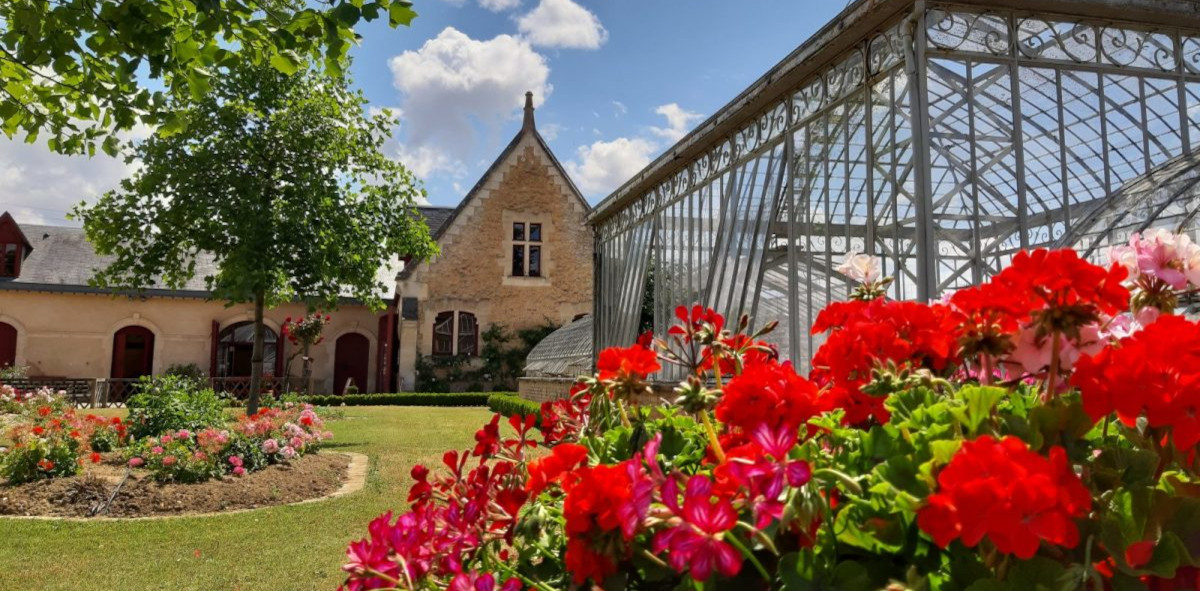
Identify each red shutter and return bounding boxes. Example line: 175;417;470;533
210;320;220;377
111;331;127;379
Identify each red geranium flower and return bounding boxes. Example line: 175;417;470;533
810;298;958;426
37;406;51;417
90;452;102;464
917;435;1091;559
525;443;588;496
716;359;821;437
1073;314;1200;450
596;345;661;381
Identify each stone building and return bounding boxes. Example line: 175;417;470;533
394;93;594;390
0;211;395;397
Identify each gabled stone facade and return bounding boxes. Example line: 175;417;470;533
394;93;594;390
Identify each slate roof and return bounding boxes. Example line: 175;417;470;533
416;206;455;238
523;315;593;378
0;223;217;297
0;209;452;298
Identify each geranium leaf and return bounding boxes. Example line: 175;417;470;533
958;386;1007;436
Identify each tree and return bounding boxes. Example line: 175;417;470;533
0;0;417;156
73;63;436;414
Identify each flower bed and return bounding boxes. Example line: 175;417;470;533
0;380;343;517
338;232;1200;591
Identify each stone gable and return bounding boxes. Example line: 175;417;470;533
395;130;593;387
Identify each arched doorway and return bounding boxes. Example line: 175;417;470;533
334;333;370;395
0;322;16;369
111;326;155;379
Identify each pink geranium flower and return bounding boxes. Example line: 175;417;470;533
653;475;743;581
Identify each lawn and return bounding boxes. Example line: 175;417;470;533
0;406;493;591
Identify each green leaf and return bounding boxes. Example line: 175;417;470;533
269;51;303;75
958;386;1007;435
388;1;418;26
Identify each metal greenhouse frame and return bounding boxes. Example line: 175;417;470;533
589;0;1200;374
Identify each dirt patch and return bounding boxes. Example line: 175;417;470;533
0;452;350;518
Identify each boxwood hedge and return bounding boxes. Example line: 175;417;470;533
298;392;495;407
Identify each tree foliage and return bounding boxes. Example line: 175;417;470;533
0;0;417;156
74;63;436;412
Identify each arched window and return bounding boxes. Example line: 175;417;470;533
457;312;478;356
216;322;278;377
431;311;479;357
111;326;155;379
0;322;16;368
432;311;455;356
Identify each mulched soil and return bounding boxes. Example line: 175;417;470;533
0;452;350;518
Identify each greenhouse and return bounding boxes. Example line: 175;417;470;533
589;0;1200;373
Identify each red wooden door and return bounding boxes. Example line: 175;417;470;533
0;322;16;368
111;326;155;379
334;333;370;395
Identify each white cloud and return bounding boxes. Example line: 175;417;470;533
480;0;521;10
651;103;704;142
388;27;552;181
612;100;627;116
564;137;657;197
539;122;563;141
517;0;608;50
0;125;151;226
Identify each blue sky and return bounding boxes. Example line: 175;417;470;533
1;0;849;223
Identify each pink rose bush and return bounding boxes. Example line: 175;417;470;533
339;232;1200;591
126;403;331;482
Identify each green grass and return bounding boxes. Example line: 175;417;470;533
0;406;492;591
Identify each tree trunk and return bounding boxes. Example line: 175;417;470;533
302;343;312;395
248;290;266;416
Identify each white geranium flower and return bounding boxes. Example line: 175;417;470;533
836;251;882;284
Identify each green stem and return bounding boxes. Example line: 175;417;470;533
493;561;558;591
725;531;771;582
737;521;780;555
617;399;633;429
700;411;726;463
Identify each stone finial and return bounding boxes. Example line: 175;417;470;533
523;91;535;131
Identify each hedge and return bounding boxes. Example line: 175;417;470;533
298;392;498;407
487;393;542;419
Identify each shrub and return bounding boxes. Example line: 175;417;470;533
126;376;227;439
0;365;28;381
125;404;332;483
1;434;82;483
298;392;493;407
128;430;225;483
164;363;205;379
83;414;128;452
0;403;112;484
486;393;541;419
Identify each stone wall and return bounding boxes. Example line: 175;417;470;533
396;132;594;389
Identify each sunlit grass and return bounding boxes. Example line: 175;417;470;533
0;406;491;591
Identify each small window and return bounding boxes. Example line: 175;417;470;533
510;221;544;278
0;244;18;277
512;244;525;277
457;312;478;357
432;311;455;356
401;297;419;320
528;245;541;277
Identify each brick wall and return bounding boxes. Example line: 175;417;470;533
518;377;576;403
